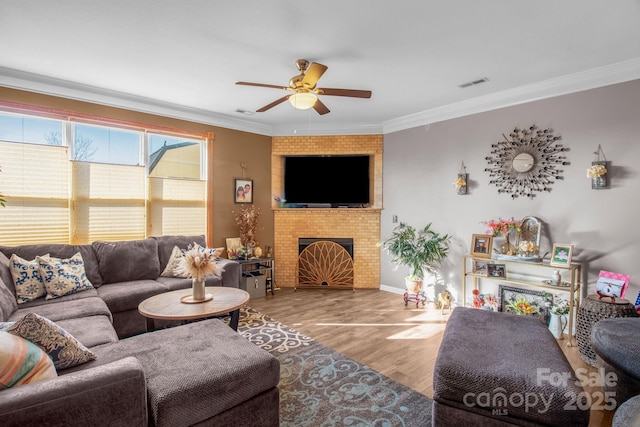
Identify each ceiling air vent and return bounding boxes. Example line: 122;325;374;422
458;77;489;89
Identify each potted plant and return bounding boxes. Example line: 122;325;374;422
379;222;451;292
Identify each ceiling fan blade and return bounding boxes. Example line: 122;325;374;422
317;88;372;98
313;98;330;115
301;62;328;89
236;81;289;90
256;95;291;112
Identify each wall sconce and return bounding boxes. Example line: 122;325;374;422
454;162;468;195
587;144;608;189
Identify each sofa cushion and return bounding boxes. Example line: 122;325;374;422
37;253;94;300
0;331;58;388
0;244;103;288
92;238;161;284
156;274;223;291
0;276;17;322
8;296;112;324
96;279;167;313
9;254;48;304
55;316;119;349
7;313;97;370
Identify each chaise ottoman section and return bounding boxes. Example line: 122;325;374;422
85;318;280;427
433;307;589;426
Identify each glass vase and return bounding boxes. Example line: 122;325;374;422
500;234;516;255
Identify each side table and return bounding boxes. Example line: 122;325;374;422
576;295;638;366
236;257;276;296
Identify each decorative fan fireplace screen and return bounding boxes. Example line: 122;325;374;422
296;241;354;289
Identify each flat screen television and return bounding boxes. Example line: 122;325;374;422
284;155;370;206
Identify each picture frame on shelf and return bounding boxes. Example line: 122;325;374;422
234;178;253;204
472;260;489;276
499;285;551;324
225;237;242;259
595;271;630;300
550;243;574;267
487;263;506;278
471;234;493;259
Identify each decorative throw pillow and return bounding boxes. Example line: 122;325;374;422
0;331;58;388
7;313;96;370
211;247;225;259
37;252;94;300
9;254;50;304
160;246;189;278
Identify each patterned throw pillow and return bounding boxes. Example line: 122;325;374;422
160;245;189;278
37;252;94;300
9;254;50;304
7;313;96;370
0;331;58;388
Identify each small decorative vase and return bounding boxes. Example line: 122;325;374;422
548;313;567;339
192;277;206;301
551;270;561;285
500;234;516;255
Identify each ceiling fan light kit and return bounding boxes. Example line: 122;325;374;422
289;92;318;110
237;59;372;115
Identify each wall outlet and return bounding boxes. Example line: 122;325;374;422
392;215;398;223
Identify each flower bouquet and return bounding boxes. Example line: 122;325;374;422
483;217;521;255
177;244;221;301
587;164;606;179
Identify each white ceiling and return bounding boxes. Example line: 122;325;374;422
1;0;639;136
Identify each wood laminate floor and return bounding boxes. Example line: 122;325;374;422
247;287;614;427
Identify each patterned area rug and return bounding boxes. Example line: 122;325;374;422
237;307;433;427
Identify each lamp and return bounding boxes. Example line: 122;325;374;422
289;92;317;110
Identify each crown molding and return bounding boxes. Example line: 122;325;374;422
383;57;640;134
0;66;274;136
271;122;382;136
3;58;639;138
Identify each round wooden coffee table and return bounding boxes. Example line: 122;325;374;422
138;287;249;331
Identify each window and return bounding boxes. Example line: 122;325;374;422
147;134;206;236
0;110;207;245
0;113;63;145
73;124;140;164
149;134;202;179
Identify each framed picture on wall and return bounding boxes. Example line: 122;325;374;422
549;243;574;267
234;178;253;204
470;234;493;259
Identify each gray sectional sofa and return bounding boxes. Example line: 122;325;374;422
0;235;280;427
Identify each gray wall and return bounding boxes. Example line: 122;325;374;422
381;79;640;304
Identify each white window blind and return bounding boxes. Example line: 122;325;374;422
148;177;206;237
72;162;146;243
0;141;70;245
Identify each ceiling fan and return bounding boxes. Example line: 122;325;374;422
236;59;372;115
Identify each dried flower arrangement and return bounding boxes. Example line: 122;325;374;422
587;163;607;178
176;244;221;282
235;205;261;247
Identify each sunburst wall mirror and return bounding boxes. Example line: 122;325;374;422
484;125;569;199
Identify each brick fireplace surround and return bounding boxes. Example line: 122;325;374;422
272;135;382;289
